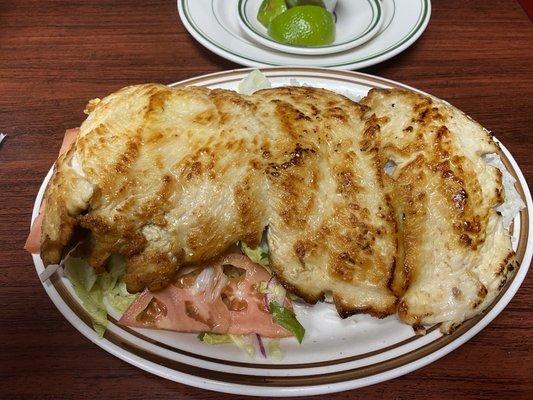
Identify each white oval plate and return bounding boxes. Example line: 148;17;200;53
237;0;383;55
177;0;431;69
32;68;532;397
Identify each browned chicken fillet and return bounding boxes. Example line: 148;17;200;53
42;85;270;291
254;88;398;317
41;85;397;317
361;89;515;332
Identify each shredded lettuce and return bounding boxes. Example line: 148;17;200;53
65;258;107;336
237;70;271;95
262;279;286;305
198;333;256;357
65;255;137;337
258;281;268;294
268;339;283;360
270;282;286;303
197;332;233;345
229;334;256;357
240;242;269;267
106;280;138;313
198;331;282;359
269;302;305;343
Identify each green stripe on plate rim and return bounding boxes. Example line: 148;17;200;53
237;0;381;49
181;0;428;68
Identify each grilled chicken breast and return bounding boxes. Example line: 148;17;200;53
254;88;397;317
42;84;271;292
41;84;397;317
39;83;517;330
361;89;516;331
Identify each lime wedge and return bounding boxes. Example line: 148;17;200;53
268;5;335;47
257;0;288;28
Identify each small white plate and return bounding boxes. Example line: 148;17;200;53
177;0;431;69
32;67;532;397
237;0;383;55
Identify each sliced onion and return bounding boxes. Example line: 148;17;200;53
209;269;228;303
255;334;266;358
191;266;228;303
191;267;214;294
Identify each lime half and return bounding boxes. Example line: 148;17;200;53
268;5;335;47
257;0;288;28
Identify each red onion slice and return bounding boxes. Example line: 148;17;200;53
256;334;266;358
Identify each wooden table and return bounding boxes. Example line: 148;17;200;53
1;1;531;399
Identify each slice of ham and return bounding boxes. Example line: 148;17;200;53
119;253;292;338
24;128;80;253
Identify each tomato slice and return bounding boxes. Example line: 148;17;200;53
119;253;292;338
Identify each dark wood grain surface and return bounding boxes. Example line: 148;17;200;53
1;1;532;399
